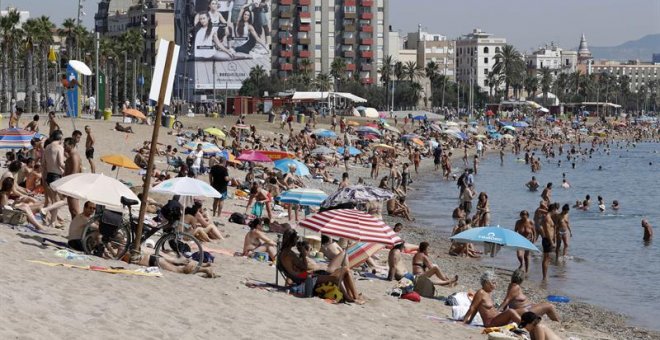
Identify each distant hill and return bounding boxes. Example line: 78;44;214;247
586;34;660;61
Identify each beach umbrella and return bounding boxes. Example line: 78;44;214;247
475;134;487;140
122;108;146;121
413;115;426;121
183;141;221;154
0;128;35;149
312;129;337;139
276;188;328;207
151;177;222;198
410;138;424;147
274;159;311;176
346;120;360;127
444;121;459;127
310;146;335;156
68;60;93;76
363;122;379;128
355;126;381;135
383;124;400;134
372;143;395;151
429;140;439;149
347;242;385;268
216;150;239;164
362;134;379;141
512;121;529;128
401;133;420;141
204;127;226;139
501;134;515;140
321;185;394;209
233;124;250;130
467;127;479;134
450;226;539;253
336;146;362;156
486;110;495;117
299;209;402;246
237;150;273;163
50;173;139;211
501;125;516;131
100;154;140;178
258;150;295;161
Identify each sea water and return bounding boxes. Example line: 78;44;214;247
408;142;660;330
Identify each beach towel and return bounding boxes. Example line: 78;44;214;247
28;260;163;277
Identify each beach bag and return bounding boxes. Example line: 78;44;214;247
99;209;123;237
228;212;246;225
401;291;421;303
315;282;343;302
1;208;27;225
160;199;183;222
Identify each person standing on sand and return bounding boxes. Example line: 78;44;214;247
48;111;60;136
42;130;65;226
64;137;82;218
642;219;653;242
555;204;572;261
84;126;96;173
540;204;557;281
515;210;535;273
209;157;230;218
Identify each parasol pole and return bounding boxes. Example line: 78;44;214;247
131;41;175;260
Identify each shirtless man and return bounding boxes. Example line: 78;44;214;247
242;218;276;260
63;137;82;217
555;204;573;260
320;235;346;273
244;182;273;221
541;182;552;204
642;219;653;242
540;204;557;281
514;210;536;273
526;176;539;191
387;242;412;281
386;196;414;221
338;172;350;189
84;125;96;173
48;111;60;135
42;130;65;226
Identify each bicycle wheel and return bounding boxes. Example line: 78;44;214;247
84;222;132;261
172;120;183;130
80;217;100;255
153;232;204;274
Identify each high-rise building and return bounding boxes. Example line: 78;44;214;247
455;28;506;90
271;0;390;85
404;25;455;81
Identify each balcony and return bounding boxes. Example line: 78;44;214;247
344;12;357;19
299;23;310;32
360;0;374;6
346;63;356;71
299;0;311;4
279;10;291;18
344;24;356;32
299;12;311;18
360;77;374;84
280;63;293;71
343;50;355;58
343;37;356;44
360;12;372;19
279;37;293;44
360;50;373;58
299;50;311;58
298;37;311;45
279;0;292;4
344;0;356;5
360;25;373;32
360;37;373;45
279;50;293;57
360;63;372;71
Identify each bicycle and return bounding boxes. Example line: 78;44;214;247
81;196;205;274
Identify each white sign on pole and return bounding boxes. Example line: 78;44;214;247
149;39;180;106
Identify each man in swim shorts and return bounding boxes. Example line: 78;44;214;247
85;125;96;173
541;204;557;281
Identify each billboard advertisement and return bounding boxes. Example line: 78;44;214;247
176;0;271;91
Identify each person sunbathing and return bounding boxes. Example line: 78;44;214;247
115;122;134;133
463;271;521;327
121;245;216;278
279;229;364;304
499;269;560;322
518;312;561;340
411;242;458;286
242;218;276;260
386;196;414;221
0;177;47;230
184;200;225;241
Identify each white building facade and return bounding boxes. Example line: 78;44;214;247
455;28;506;90
525;43;578;76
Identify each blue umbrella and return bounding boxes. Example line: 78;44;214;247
337;146;362;156
274;159;311;176
277;188;328;206
413;115;426;121
512;121;529;128
400;133;420;141
312;129;337;139
450;226;539;252
355;126;381;135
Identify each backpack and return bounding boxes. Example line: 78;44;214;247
160;199;183;222
229;212;246;225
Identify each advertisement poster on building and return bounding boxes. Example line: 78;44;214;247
176;0;271;91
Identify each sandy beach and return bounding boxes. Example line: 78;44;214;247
0;112;657;340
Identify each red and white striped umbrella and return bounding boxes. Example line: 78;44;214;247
299;209;402;246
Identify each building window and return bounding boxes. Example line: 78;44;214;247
484;80;488;86
484;68;488;75
314;6;321;11
315;44;321;50
484;57;488;64
378;7;384;12
483;46;489;54
495;47;500;53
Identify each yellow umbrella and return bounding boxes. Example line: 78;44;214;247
122;108;147;121
347;120;360;127
100;154;140;178
372;143;395;150
204;127;226;139
411;138;425;147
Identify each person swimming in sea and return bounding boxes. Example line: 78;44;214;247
561;179;570;189
598;195;606;212
611;200;620;211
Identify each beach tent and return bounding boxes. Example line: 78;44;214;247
364;108;379;118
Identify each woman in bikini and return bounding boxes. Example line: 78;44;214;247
411;242;458;286
499;269;560;322
474;192;491;227
183;200;225;242
242;218;276;260
463;271;521;327
0;177;47;230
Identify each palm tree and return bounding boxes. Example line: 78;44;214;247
22;19;41;112
0;9;21;111
330;57;346;89
425;61;439;107
553;73;569;103
539;67;553;106
379;55;393;109
393;61;404;81
486;72;501;101
492;44;524;99
402;61;422;83
59;18;77;61
314;73;331;92
524;74;539;100
33;16;55;112
100;37;118;112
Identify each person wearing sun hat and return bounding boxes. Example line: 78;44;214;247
519;311;561;340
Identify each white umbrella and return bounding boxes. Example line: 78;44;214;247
68;60;93;76
151;177;222;198
50;173;139;211
444;121;459;127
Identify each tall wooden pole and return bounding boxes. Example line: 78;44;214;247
131;41;175;259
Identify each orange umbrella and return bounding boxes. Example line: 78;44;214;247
411;138;425;147
122;108;147;121
347;120;360;127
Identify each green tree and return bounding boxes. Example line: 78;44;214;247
524;73;539;100
539;67;553;106
379;55;393;109
313;73;331;92
492;44;525;99
402;61;422;83
1;9;21;110
425;61;439;107
330;57;346;89
22;19;40;112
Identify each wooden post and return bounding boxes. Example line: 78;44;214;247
131;41;176;259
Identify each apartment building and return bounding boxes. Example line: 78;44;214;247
404;25;455;81
455;28;506;90
525;43;578;76
271;0;390;85
590;60;660;92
